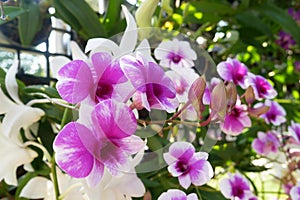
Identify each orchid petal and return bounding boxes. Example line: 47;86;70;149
0;131;38;186
92;100;137;139
70;41;87;60
136;39;155;63
91;52;113;81
50;56;70;78
56;60;93;104
0;87;17;114
119;5;138;55
53;122;94;178
20;177;50;199
87;159;104;187
178;173;191;189
2;105;44;140
5;60;23;105
85;38;121;56
114;135;144;154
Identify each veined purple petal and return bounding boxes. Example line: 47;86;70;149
53;122;94;178
92;100;137;139
91;52;113;80
113;135;144;154
252;131;280;156
56;60;93;104
168;142;195;163
259;100;286;126
220;173;251;199
217;58;248;89
247;73;277;100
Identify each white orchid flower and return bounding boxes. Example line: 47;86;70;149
82;149;146;200
0;60;45;141
0;122;38;186
20;168;83;200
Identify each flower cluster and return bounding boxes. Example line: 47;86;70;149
1;2;300;200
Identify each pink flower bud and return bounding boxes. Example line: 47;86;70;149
188;76;206;114
210;81;227;121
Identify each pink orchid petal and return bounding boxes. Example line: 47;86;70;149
92;100;137;139
53;122;94;178
113;135;144;154
91;52;113;81
168;142;195;162
56;60;93;104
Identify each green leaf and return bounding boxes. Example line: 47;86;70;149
18;3;42;46
103;0;122;30
258;2;300;46
235;11;272;37
57;0;107;39
0;6;25;25
190;1;234;15
23;85;60;98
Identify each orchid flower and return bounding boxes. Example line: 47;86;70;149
252;131;280;156
56;52;128;104
163;141;213;189
290;181;300;200
217;58;249;89
120;53;179;113
20;168;83;200
220;172;257;200
220;100;251;136
0;60;45;141
154;39;197;69
246;73;277;100
83;149;146;200
0;122;38;186
288;121;300;143
85;5;138;57
53;99;144;187
158;189;198;200
255;100;286;126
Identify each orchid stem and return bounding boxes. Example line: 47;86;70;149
51;153;60;200
170;101;191;120
195;187;203;200
60;107;70;128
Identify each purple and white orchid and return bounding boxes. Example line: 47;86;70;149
220;173;257;200
288;121;300;143
220;101;251;136
154;39;197;69
158;189;198;200
217;58;249;89
255;100;286;126
53;100;144;187
246;73;277;100
163;141;213;189
290;181;300;200
252;131;280;156
120;53;179;113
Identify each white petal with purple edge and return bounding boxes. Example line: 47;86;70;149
87;159;104;188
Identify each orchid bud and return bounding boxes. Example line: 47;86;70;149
210;81;227;121
225;81;237;108
244;86;256;105
135;0;159;28
248;106;270;118
188;76;206;115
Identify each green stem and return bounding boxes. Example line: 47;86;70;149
60;107;70;128
51;153;60;200
195;187;203;200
